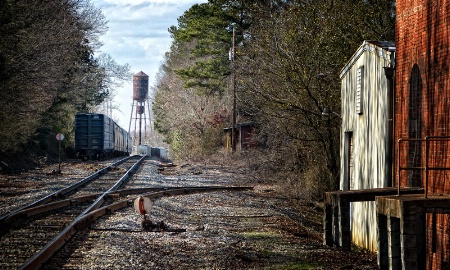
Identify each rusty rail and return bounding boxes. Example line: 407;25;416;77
18;185;252;270
0;155;134;225
4;186;246;228
18;155;145;270
397;136;450;198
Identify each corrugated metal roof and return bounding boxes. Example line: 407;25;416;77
365;40;395;51
339;40;395;79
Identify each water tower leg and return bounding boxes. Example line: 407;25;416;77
134;101;139;146
143;104;147;144
129;100;135;135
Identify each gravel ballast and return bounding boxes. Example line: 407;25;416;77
1;158;378;269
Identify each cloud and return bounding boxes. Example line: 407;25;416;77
92;0;207;127
101;3;178;22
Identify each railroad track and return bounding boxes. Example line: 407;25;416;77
0;156;252;269
0;155;137;224
0;155;145;269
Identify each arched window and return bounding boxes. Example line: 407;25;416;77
407;64;423;187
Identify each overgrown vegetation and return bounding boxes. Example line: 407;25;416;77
153;0;395;197
0;0;395;199
0;0;130;170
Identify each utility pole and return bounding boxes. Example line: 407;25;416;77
231;27;237;153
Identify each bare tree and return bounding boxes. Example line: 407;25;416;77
153;40;228;160
236;0;395;193
0;0;110;160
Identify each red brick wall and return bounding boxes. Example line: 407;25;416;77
396;0;450;188
396;0;450;269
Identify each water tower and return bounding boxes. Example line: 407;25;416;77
129;71;152;147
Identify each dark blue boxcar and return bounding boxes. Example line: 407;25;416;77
75;113;132;160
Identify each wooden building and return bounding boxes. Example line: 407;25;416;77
223;122;258;151
325;1;450;269
339;40;395;251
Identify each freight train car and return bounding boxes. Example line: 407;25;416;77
75;113;132;160
137;145;168;160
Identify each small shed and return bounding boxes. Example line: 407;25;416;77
223;122;258;151
339;40;395;251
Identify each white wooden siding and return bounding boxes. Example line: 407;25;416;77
339;41;394;251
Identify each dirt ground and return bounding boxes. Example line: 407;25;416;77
1;158;379;269
131;162;380;270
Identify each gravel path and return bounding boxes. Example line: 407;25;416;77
1;158;378;269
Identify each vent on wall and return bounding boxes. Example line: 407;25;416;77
356;66;364;114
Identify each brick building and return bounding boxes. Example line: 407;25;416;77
324;1;450;269
396;0;450;269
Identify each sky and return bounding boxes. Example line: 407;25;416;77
92;0;207;129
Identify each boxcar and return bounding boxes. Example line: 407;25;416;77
137;145;152;156
75;113;131;160
136;145;168;160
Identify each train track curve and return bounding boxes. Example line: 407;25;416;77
0;155;145;269
0;156;252;270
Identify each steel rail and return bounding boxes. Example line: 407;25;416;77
4;185;247;227
0;155;134;225
1;194;98;226
18;185;253;270
18;155;145;270
77;186;254;229
79;155;146;216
